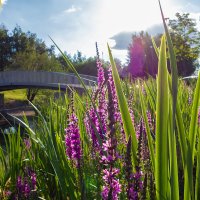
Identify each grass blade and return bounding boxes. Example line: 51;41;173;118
155;35;169;200
107;44;138;165
195;125;200;200
189;73;200;160
168;98;179;200
138;82;155;172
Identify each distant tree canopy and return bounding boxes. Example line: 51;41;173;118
0;24;61;72
0;25;12;71
57;51;99;76
168;13;200;76
0;25;102;77
126;13;200;78
126;31;160;78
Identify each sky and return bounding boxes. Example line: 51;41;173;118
0;0;200;64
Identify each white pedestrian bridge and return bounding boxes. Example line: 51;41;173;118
0;71;97;91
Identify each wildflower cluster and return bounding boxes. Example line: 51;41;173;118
15;168;37;200
101;82;121;199
65;111;82;168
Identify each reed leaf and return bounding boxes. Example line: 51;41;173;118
107;44;138;165
155;35;169;200
168;97;179;200
138;83;155;172
152;37;159;58
189;73;200;161
195;125;200;200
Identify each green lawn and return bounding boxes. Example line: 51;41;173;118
0;89;27;102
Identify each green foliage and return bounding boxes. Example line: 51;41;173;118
0;89;26;101
10;51;61;72
57;51;98;76
168;13;200;76
1;2;200;199
0;25;11;71
126;12;200;78
108;44;138;165
73;57;97;76
0;73;199;199
155;35;169;199
0;25;64;101
0;24;62;72
127;31;160;77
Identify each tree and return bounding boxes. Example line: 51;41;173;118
57;51;98;76
168;13;200;76
127;32;160;78
0;25;12;71
126;13;200;78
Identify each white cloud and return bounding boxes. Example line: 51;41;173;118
50;5;82;23
64;5;81;13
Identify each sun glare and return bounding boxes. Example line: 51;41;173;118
1;0;7;5
97;0;174;36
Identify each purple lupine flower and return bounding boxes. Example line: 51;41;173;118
24;139;31;149
97;86;107;137
85;107;100;149
15;168;37;199
135;123;141;140
108;68;120;122
16;176;31;198
127;173;143;200
125;124;144;200
65;127;72;159
101;169;121;200
16;176;22;193
101;82;121;200
23;177;31;198
128;186;138;200
31;171;37;190
135;118;147;140
126;170;143;199
26;167;37;190
97;60;107;137
126;171;143;200
97;60;105;88
23;138;31;150
147;110;152;129
108;67;126;143
84;60;107;152
65;113;82;167
101;186;109;199
134;171;143;190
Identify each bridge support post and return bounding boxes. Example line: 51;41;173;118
0;93;4;109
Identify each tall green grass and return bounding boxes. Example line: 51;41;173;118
0;1;200;199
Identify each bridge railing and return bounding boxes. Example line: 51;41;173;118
0;71;97;87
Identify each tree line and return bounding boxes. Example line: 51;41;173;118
126;12;200;77
0;24;99;76
0;12;199;79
